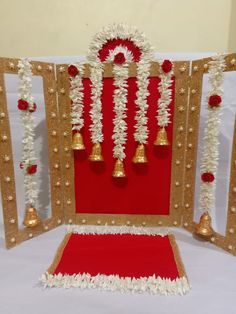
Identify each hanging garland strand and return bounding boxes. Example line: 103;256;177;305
18;59;39;226
154;60;174;146
68;63;85;150
89;61;104;161
112;54;129;177
132;59;151;163
199;54;226;215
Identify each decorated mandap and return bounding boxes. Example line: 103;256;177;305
0;24;236;295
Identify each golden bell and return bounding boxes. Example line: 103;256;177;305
195;212;214;238
23;206;41;228
132;144;148;163
71;132;85;150
89;143;104;161
112;159;126;178
154;127;169;146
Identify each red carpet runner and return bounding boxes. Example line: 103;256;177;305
41;227;190;295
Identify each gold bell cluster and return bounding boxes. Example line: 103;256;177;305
23;206;41;228
89;143;104;161
195;212;214;238
132;144;147;163
71;132;85;150
154;127;169;146
112;159;126;178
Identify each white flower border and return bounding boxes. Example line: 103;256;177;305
66;224;169;236
89;62;104;143
134;60;151;143
40;225;190;295
18;59;38;207
69;63;85;131
40;272;189;295
112;63;129;160
157;60;174;127
87;23;153;62
199;54;226;213
105;45;134;63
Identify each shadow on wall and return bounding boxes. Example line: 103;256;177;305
228;0;236;51
35;119;51;221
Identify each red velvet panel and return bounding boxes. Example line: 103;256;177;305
54;234;180;280
74;77;175;215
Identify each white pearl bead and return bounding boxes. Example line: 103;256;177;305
68;219;72;224
173;221;178;226
57;219;62;224
82;219;86;224
10;237;15;243
184;222;188;227
0;112;5;118
5;176;11;182
67;199;71;204
231;207;236;213
111;220;115;225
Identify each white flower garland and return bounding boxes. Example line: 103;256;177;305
157;61;174;127
40;272;190;295
199;54;226;214
134;60;151;143
105;45;134;63
18;59;38;207
89;62;104;143
87;23;153;62
66;224;169;236
69;63;85;131
112;63;129;160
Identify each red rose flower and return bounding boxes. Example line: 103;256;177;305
27;164;37;174
18;99;29;111
29;103;37;113
19;162;24;169
68;65;79;77
161;60;173;73
208;95;222;107
114;52;126;65
201;172;215;183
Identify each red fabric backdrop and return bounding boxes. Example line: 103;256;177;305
74;76;175;215
54;234;180;280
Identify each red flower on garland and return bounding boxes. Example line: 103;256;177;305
27;164;37;174
208;95;222;107
29;103;37;113
201;172;215;183
161;60;173;73
18;99;29;111
114;52;126;65
68;65;79;77
19;162;24;169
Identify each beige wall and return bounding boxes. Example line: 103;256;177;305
0;0;234;57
